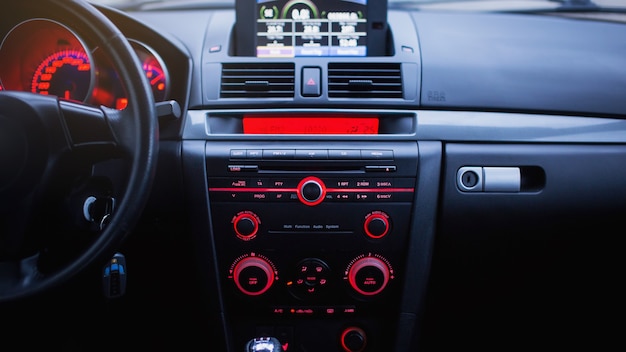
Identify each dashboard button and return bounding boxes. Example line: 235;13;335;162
295;149;328;159
328;149;361;159
263;149;295;159
230;149;246;159
228;165;258;172
361;150;393;160
365;165;397;172
246;149;263;159
302;67;321;97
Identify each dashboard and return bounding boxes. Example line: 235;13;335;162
1;1;625;351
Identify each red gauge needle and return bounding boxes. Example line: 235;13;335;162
150;72;164;85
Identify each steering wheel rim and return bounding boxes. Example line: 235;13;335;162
0;0;158;302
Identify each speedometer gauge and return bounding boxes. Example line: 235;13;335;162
0;19;94;102
31;49;91;101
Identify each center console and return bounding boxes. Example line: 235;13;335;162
188;0;419;348
205;140;418;351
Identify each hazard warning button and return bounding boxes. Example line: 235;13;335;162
302;67;321;97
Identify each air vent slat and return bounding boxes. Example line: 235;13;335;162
221;63;295;98
328;63;403;99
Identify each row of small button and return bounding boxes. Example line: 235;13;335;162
230;149;393;160
209;191;413;202
208;177;415;202
209;177;415;189
271;305;357;316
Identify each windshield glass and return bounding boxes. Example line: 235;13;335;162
91;0;626;11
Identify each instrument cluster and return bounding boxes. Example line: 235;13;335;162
0;18;168;109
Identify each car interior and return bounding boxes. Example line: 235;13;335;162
1;0;624;351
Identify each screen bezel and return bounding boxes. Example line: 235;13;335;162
235;0;389;57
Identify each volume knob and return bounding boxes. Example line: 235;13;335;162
297;176;326;206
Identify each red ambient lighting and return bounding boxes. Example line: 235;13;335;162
31;49;90;101
243;115;379;134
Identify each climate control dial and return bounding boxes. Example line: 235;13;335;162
229;253;277;296
345;254;393;296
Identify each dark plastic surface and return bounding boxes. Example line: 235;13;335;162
415;12;626;116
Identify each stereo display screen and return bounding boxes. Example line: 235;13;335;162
236;0;388;57
243;115;379;134
256;0;367;57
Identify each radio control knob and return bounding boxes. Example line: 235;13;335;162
340;327;367;352
346;256;391;296
297;176;326;206
233;212;259;241
364;212;390;239
302;182;322;201
232;255;275;296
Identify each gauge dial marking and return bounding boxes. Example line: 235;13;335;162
31;49;91;102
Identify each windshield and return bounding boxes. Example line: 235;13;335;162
92;0;626;11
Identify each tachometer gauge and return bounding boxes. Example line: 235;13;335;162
91;40;169;109
31;49;91;101
143;60;167;101
131;40;169;102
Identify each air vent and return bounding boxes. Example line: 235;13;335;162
221;63;295;98
328;63;403;98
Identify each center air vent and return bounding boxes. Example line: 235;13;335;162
221;63;295;98
328;63;402;98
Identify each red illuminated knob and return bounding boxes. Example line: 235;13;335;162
340;327;367;352
233;212;259;240
364;212;390;239
232;256;275;296
297;176;326;206
347;256;391;296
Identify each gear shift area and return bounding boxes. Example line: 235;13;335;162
245;337;283;352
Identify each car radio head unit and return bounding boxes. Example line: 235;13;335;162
235;0;389;57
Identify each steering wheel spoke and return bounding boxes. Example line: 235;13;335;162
60;100;117;152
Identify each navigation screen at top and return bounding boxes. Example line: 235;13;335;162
256;0;368;57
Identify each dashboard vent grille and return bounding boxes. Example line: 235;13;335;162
221;63;295;98
328;63;403;98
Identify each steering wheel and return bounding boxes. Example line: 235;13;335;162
0;0;158;302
